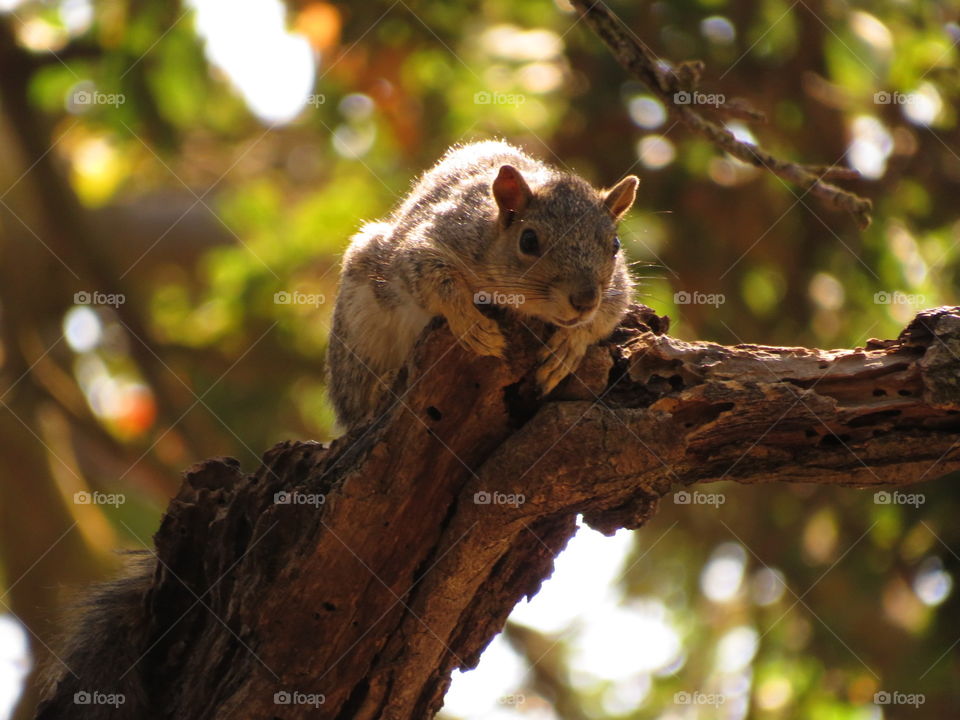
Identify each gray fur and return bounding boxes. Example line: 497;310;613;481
36;551;156;719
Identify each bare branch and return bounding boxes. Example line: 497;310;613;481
570;0;874;229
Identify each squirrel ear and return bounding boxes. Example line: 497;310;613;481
492;165;532;222
603;176;639;220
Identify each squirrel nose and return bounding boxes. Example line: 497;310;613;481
569;288;599;314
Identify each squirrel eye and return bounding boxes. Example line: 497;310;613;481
519;228;540;255
612;236;621;255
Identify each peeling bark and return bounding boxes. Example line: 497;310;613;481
37;306;960;719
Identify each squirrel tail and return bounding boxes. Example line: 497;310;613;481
34;550;156;720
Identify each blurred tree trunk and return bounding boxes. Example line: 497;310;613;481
34;305;960;719
0;20;223;720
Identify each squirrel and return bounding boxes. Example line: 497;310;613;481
327;140;638;429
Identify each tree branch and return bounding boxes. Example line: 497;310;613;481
36;305;960;719
570;0;874;229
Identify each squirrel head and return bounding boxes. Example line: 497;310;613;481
484;164;638;327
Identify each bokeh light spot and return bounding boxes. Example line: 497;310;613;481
63;306;103;353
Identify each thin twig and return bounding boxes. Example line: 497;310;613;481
571;0;873;229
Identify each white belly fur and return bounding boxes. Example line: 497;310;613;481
345;280;433;376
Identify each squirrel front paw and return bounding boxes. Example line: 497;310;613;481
450;313;507;359
536;330;589;395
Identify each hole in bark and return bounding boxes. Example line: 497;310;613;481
323;602;336;611
898;389;913;396
819;433;850;447
426;406;442;421
503;379;539;426
669;374;684;390
819;362;829;369
849;409;901;427
873;388;887;396
670;401;733;428
805;429;817;438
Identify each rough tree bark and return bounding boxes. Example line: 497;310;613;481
35;304;960;719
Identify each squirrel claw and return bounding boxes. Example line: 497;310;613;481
536;332;588;395
535;360;566;395
454;316;507;359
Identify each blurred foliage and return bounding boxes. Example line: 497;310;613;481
0;0;958;718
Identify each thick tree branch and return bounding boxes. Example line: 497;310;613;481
570;0;874;228
37;306;960;718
